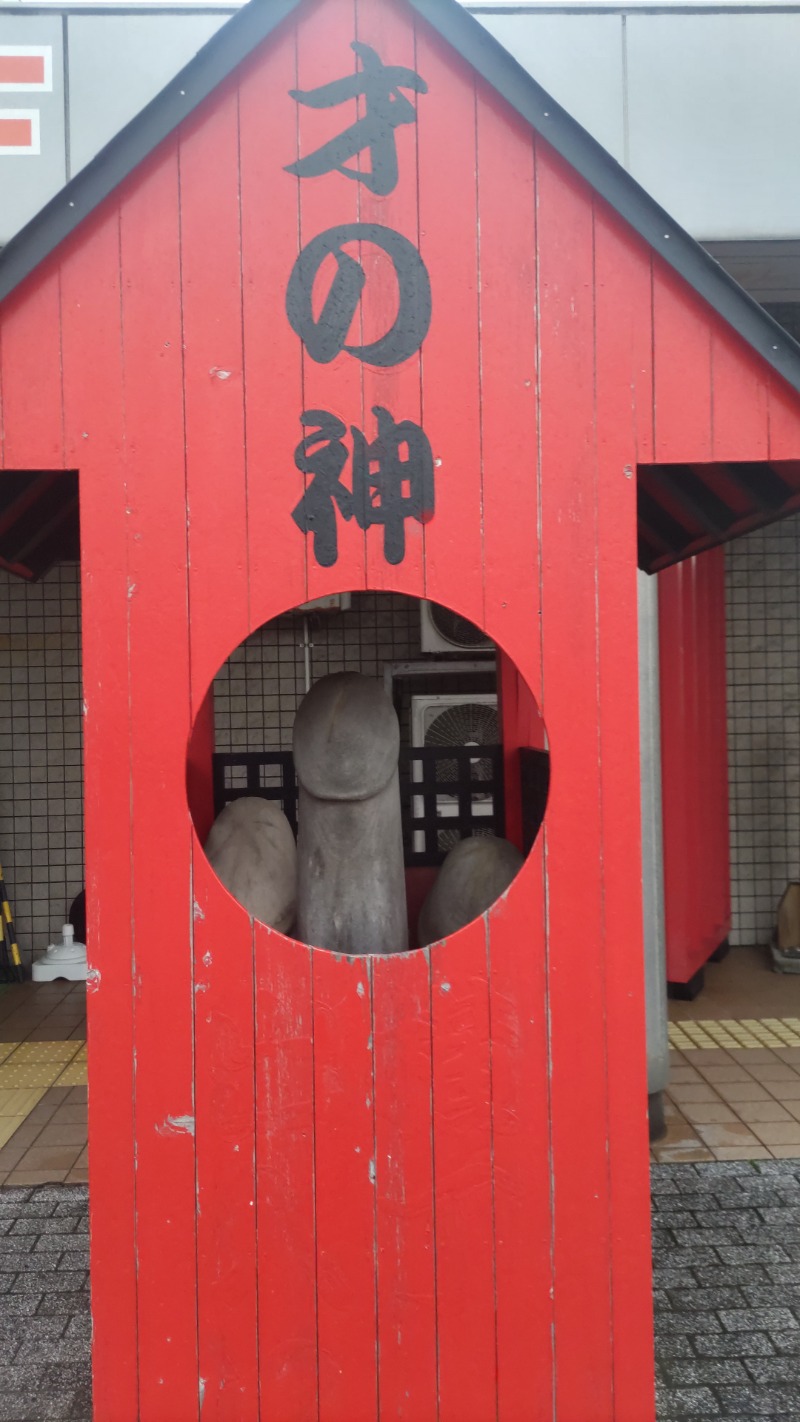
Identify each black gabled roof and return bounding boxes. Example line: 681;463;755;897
1;0;800;398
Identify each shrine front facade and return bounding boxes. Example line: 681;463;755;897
3;0;800;1417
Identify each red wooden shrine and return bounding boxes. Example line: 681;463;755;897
2;0;800;1417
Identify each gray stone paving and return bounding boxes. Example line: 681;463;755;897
654;1159;800;1418
1;1165;800;1418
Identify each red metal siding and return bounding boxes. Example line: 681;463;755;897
1;0;799;1416
659;549;731;986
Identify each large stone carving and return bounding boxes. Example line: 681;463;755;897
205;797;297;933
293;672;408;954
418;834;523;945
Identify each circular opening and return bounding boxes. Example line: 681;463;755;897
187;592;548;953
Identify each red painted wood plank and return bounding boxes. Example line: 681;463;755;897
486;868;552;1422
0;266;64;468
372;949;437;1418
768;375;800;461
652;257;713;464
313;950;378;1422
475;85;553;1419
59;205;139;1422
178;83;258;1416
414;21;483;625
430;917;496;1422
295;0;366;602
238;22;308;623
255;927;318;1422
593;200;656;1422
710;318;769;463
355;0;425;596
119;141;199;1420
535;142;614;1420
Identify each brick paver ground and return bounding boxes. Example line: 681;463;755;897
2;1163;800;1419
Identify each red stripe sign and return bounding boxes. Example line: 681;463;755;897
0;47;52;93
0;111;39;155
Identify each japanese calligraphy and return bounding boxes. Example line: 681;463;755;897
285;41;427;197
292;407;435;567
285;222;431;367
285;42;436;567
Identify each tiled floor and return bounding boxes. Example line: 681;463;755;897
0;981;87;1186
657;945;800;1163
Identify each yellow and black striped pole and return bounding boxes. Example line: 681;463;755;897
0;864;23;981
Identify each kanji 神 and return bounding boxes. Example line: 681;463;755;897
285;41;427;197
292;406;435;567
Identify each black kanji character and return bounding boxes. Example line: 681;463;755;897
351;405;434;564
285;222;431;367
285;41;427;197
291;410;354;568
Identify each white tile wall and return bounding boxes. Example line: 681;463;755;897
212;593;422;752
0;563;83;967
726;513;800;946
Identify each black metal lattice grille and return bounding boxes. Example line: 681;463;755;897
212;745;505;867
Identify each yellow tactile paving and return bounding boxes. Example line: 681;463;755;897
6;1041;83;1065
53;1059;87;1087
0;1061;64;1091
0;1042;19;1065
0;1086;47;1116
669;1018;800;1051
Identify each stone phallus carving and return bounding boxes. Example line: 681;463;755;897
205;797;297;933
293;671;408;955
418;834;523;946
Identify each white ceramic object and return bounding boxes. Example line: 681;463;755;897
32;923;88;982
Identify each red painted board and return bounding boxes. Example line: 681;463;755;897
355;0;426;596
487;870;553;1422
372;949;437;1418
255;927;318;1422
430;918;496;1422
652;258;713;464
238;22;309;623
415;21;483;625
179;83;258;1416
475;84;554;1418
186;690;215;847
313;950;378;1422
768;374;800;461
0;267;64;468
59;204;139;1422
710;318;769;464
294;0;366;601
593;201;656;1421
119;141;199;1420
536;141;614;1420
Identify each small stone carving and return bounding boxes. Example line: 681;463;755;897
293;672;408;954
418;834;523;945
205;797;297;933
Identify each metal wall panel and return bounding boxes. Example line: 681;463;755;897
67;12;227;174
627;13;800;239
0;14;65;246
476;11;625;160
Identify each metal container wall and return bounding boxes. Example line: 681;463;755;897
638;569;669;1095
658;549;732;987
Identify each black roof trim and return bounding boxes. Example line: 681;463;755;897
0;0;303;303
1;0;800;399
408;0;800;394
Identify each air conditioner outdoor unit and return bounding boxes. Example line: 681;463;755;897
411;693;499;854
420;600;493;654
